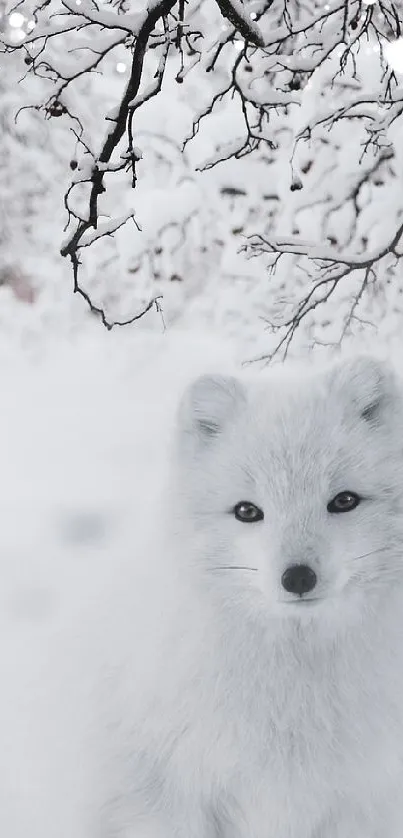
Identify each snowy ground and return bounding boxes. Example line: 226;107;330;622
0;327;236;583
0;327;244;835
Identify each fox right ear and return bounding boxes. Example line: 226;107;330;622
331;355;398;423
177;374;246;452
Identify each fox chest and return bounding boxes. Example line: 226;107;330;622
157;670;403;838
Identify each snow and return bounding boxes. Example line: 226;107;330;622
3;0;399;359
61;0;144;33
0;328;240;835
1;0;403;825
385;38;403;75
8;12;25;27
217;0;265;46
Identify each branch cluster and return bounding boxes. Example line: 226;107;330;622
1;0;402;338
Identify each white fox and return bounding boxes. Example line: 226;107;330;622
3;355;403;838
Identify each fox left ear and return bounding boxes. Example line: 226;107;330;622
331;355;399;423
176;374;247;454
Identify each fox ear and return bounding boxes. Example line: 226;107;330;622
177;374;246;450
332;355;398;422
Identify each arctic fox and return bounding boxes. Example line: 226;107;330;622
83;352;403;838
3;354;403;838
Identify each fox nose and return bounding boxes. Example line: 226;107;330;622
281;564;317;597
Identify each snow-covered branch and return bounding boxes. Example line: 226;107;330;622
215;0;265;47
1;0;402;339
245;220;403;360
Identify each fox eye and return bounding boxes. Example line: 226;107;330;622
233;501;264;523
327;491;361;514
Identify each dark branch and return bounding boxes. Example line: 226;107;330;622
215;0;265;46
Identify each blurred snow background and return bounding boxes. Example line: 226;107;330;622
0;328;240;837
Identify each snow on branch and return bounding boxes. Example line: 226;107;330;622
244;220;403;361
1;0;402;336
215;0;265;47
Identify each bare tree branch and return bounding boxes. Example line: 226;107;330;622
244;220;403;361
1;0;402;340
57;0;177;325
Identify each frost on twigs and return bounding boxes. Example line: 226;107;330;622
244;219;403;361
1;0;402;339
242;1;403;360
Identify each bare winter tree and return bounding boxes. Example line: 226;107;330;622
1;0;403;351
